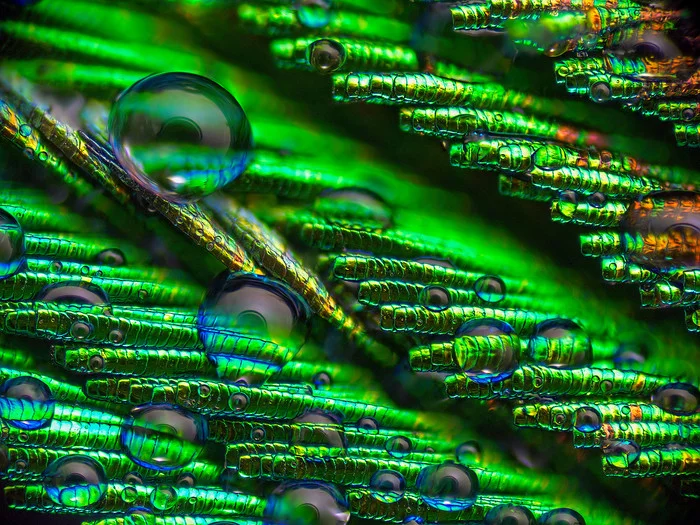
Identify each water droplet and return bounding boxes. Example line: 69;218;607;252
0;209;26;280
457;318;514;337
385;435;412;459
121;486;138;503
420;285;450;311
150;485;177;511
109;72;252;202
293;411;346;454
312;372;332;389
456;441;481;463
49;260;63;273
416;462;478;511
123;472;143;484
19;124;32;137
682;108;696;121
198;384;211;397
229;392;249;413
652;383;699;415
88;355;105;372
559;190;578;203
603;439;641;468
35;282;110;307
474;276;506;304
198;272;310;357
485;504;536;525
70;321;93;340
96;248;126;266
532;145;566;171
43;455;107;508
357;417;379;434
590;81;611;103
369;470;406;503
121;404;207;470
574;407;602;432
38;151;49;162
587;192;606;208
527;319;592;368
109;329;125;344
538;508;586;525
265;481;350;525
251;427;266;442
176;473;195;487
296;0;332;28
307;39;346;74
0;376;55;429
620;191;700;270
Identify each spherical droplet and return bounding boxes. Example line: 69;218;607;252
43;455;107;508
538;508;586;525
603;439;641;469
96;248;126;266
198;272;310;357
357;417;379;434
416;462;478;511
292;410;346;454
457;318;514;337
296;0;332;28
474;275;506;304
109;72;252;202
121;404;207;470
456;441;481;464
109;329;125;344
587;192;606;208
0;376;55;430
265;481;350;525
0;209;26;280
652;383;700;415
590;81;611;103
385;435;412;459
420;285;450;311
176;473;196;487
682;108;696;121
150;485;177;511
121;486;138;503
485;504;536;525
228;392;249;413
312;372;332;389
369;470;406;503
88;355;105;372
620;191;700;270
573;407;602;432
35;282;110;307
307;39;346;74
532;145;566;171
527;319;592;368
70;321;93;340
123;472;143;485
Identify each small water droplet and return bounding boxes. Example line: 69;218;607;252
574;407;602;432
307;39;346;74
416;462;478;511
369;470;406;503
474;275;506;304
385;435;411;458
420;285;450;311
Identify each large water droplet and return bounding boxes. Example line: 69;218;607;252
296;0;333;28
198;272;310;357
265;481;350;525
651;383;700;415
292;410;347;455
43;455;107;508
416;462;478;511
485;504;536;525
0;208;25;280
420;286;450;311
457;318;514;337
474;276;506;304
35;282;110;307
385;435;412;458
573;407;602;432
121;404;207;470
603;440;641;469
620;191;700;270
369;470;406;503
109;72;252;202
527;319;592;368
307;39;346;74
537;508;586;525
0;376;55;430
